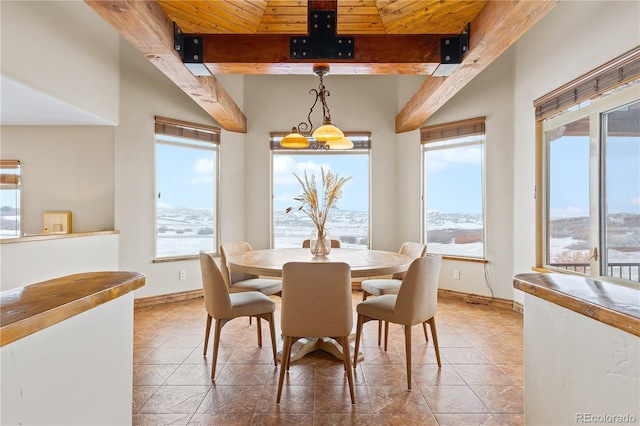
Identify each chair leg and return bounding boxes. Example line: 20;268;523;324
340;336;355;404
211;318;223;381
276;336;292;404
267;313;278;366
203;314;212;356
377;320;382;346
362;291;369;301
384;321;390;352
428;317;442;368
422;321;429;342
353;314;364;368
404;324;412;390
256;316;262;347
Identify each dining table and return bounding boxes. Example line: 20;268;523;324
225;247;413;362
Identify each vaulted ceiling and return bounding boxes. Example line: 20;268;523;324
85;0;557;133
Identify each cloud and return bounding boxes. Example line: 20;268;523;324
157;201;174;209
427;146;482;173
194;157;214;174
632;197;640;206
273;156;333;185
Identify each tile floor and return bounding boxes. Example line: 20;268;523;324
132;292;524;425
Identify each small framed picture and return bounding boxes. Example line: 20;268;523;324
43;211;72;234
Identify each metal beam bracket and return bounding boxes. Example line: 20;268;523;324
174;22;210;76
290;11;354;60
440;23;470;64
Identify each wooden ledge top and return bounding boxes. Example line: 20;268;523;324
513;273;640;337
1;230;119;244
1;271;145;347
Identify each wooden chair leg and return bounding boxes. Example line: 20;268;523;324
267;313;278;366
377;320;382;346
203;314;212;356
276;336;292;404
404;324;412;390
256;316;262;347
428;317;442;368
384;321;390;352
422;321;429;342
362;291;369;301
211;318;223;381
353;315;364;368
341;336;355;404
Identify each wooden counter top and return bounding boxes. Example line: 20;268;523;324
1;271;145;346
513;273;640;337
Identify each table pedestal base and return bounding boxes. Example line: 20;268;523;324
279;336;364;363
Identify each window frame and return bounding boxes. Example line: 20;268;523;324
535;47;640;286
270;132;372;249
153;117;221;262
420;117;487;261
0;160;21;239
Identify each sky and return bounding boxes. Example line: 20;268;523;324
272;153;368;212
550;135;640;218
153;130;639;218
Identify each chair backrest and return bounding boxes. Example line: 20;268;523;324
199;251;233;318
220;241;259;287
391;242;427;280
281;262;352;338
301;239;341;248
393;255;442;326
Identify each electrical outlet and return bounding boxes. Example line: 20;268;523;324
179;270;186;280
453;269;460;280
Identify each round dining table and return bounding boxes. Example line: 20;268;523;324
225;247;413;362
225;247;412;279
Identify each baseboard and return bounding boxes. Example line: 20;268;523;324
134;289;203;309
134;286;524;315
437;288;523;314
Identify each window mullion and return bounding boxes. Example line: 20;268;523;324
589;110;602;279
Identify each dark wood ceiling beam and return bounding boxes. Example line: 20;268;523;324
395;0;557;133
199;34;445;75
84;0;247;133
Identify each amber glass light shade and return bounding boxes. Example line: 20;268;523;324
325;137;354;150
281;129;310;148
312;123;344;141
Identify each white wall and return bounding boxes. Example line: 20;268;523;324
0;1;120;124
524;295;640;425
511;0;640;303
1;293;134;426
115;40;246;298
0;233;119;291
0;126;115;234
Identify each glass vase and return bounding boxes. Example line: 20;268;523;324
310;227;331;256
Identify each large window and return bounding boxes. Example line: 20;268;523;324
537;48;639;285
155;117;219;260
271;133;370;248
421;117;485;259
0;160;20;239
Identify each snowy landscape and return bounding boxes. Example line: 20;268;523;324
2;206;637;282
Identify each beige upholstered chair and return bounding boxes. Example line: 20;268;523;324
353;255;442;390
220;242;282;296
277;262;355;404
199;251;278;381
301;239;341;248
361;242;427;347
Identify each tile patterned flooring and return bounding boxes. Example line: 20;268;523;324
133;292;524;425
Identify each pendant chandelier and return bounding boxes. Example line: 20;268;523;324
281;64;354;150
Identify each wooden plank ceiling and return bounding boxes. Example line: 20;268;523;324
85;0;557;134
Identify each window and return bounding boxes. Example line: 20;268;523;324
155;117;220;260
0;160;20;239
271;133;370;248
421;117;485;259
537;47;640;285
